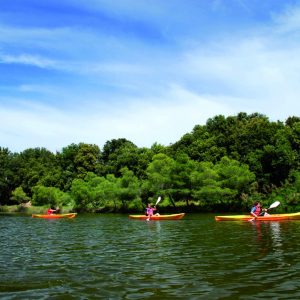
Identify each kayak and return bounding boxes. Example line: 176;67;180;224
215;212;300;222
129;213;185;220
32;213;77;219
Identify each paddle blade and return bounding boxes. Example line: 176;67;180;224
155;196;161;206
269;201;280;209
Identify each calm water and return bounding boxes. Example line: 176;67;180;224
1;213;300;299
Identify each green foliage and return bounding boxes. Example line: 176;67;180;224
1;112;300;212
0;147;15;204
10;186;30;204
119;168;141;207
215;157;256;194
32;185;72;207
145;153;176;194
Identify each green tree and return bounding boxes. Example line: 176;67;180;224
58;143;101;190
118;167;141;210
31;185;71;207
70;172;121;211
0;147;15;204
190;157;255;210
10;186;30;204
190;161;231;208
13;148;61;196
215;156;256;198
144;153;176;202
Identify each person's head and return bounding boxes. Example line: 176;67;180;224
147;203;151;207
254;202;261;207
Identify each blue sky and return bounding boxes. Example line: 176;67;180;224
1;0;300;153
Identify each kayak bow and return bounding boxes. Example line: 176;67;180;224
32;213;77;219
215;212;300;221
129;213;185;220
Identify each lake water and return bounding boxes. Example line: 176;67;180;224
1;213;300;299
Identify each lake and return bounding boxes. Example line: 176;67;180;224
1;213;300;299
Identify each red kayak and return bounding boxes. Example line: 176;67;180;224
129;213;185;220
32;213;77;219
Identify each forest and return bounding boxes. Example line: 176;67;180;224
1;112;300;213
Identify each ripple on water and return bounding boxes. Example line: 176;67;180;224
1;215;300;299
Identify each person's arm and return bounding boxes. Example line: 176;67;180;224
250;207;258;218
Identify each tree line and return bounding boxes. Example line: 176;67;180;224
1;112;300;213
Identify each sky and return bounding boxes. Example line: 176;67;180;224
1;0;300;153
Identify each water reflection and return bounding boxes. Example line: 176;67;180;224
250;220;291;268
268;222;287;268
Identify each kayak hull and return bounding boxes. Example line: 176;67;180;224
215;212;300;221
32;213;77;219
129;213;185;220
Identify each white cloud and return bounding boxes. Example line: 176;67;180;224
178;12;300;121
0;53;58;68
272;4;300;33
1;1;300;153
0;86;234;152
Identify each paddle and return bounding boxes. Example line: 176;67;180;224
147;196;161;221
268;201;280;209
249;201;280;221
155;196;161;206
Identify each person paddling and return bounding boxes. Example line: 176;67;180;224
47;207;57;215
146;203;156;221
250;202;268;219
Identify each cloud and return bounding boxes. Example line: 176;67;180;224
0;85;234;152
272;4;300;33
0;53;58;68
1;1;300;153
177;6;300;120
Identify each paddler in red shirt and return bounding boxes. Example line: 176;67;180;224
47;207;57;215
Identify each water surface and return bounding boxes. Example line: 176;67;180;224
1;213;299;299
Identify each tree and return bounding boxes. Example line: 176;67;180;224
58;143;101;190
190;157;256;210
100;138;138;175
144;153;176;201
118;167;141;210
31;185;71;207
190;161;232;208
70;172;122;211
215;156;256;196
13;148;61;196
10;186;30;204
0;147;15;204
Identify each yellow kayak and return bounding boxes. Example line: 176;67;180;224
215;212;300;221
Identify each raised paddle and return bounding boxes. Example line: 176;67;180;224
268;201;280;209
146;196;161;221
155;196;161;206
249;201;280;221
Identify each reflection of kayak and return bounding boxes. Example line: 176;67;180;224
32;213;77;219
215;212;300;221
129;213;185;220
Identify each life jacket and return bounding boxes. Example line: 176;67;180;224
47;208;55;215
253;205;261;215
